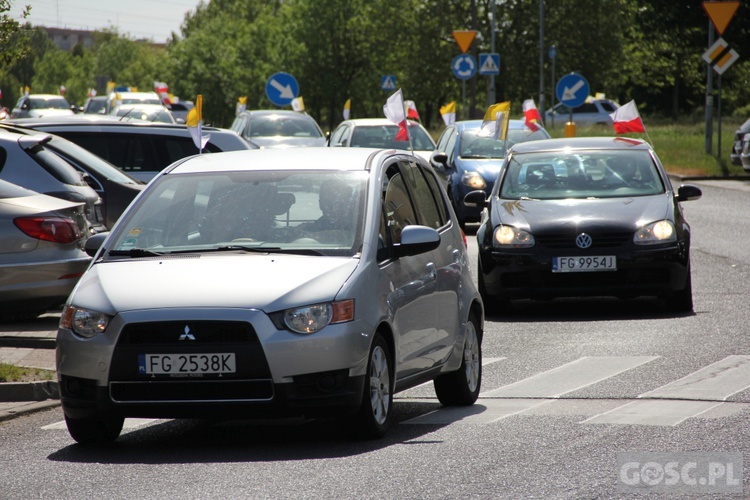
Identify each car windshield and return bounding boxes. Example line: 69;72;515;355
499;150;666;200
459;127;549;159
105;170;368;258
350;124;435;150
30;98;69;110
248;116;322;138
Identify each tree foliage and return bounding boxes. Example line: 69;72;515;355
1;0;749;127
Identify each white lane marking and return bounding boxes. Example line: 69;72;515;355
640;355;750;401
403;399;552;425
43;418;160;431
400;357;505;392
582;400;723;426
481;356;659;398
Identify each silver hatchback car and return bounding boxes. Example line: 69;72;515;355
57;147;484;444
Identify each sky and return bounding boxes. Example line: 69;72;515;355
8;0;203;44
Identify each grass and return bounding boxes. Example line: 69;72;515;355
428;116;747;178
541;117;746;178
0;362;55;383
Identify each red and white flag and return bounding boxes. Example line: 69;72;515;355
154;81;171;106
405;100;420;121
522;99;543;131
610;100;646;134
383;89;409;142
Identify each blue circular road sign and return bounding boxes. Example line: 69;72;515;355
265;72;299;107
452;54;477;80
555;72;589;108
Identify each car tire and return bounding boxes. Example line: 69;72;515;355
665;265;693;313
434;312;482;406
65;414;124;445
352;332;393;439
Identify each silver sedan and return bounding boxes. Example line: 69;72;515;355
57;147;484;444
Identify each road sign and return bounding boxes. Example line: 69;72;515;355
555;73;590;108
702;1;739;35
381;75;397;91
452;54;477;80
265;72;299;107
702;38;739;75
478;53;500;75
452;30;477;54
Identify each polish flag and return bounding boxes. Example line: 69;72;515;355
405;100;420;120
610;100;646;134
522;99;543;131
383;89;409;142
154;81;171;105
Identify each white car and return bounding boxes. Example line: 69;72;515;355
329;118;436;162
544;98;620;127
11;94;75;119
56;147;484;444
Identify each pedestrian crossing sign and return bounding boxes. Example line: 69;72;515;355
381;75;397;90
479;53;500;75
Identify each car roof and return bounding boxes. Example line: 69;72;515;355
22;94;67;100
241;110;312;118
342;118;423;127
509;136;651;154
7;116;232;133
454;119;528;131
169;147;400;176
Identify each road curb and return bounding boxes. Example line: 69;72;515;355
0;380;59;402
0;399;61;422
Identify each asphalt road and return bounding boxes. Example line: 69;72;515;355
1;177;749;498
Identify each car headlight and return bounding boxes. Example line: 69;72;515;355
283;299;355;335
634;220;676;245
461;171;486;190
493;225;535;248
59;305;111;338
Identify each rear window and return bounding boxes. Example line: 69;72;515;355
24;144;87;186
55;131;224;175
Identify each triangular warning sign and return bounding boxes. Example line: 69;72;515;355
480;56;498;74
702;1;739;35
452;30;477;54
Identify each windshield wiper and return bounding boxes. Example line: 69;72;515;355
213;245;325;256
108;248;165;257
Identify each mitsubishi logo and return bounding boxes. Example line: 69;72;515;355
179;325;196;341
575;233;593;249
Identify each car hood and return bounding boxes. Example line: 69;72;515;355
73;253;359;314
457;158;503;180
492;194;671;232
249;136;327;148
30;109;75;118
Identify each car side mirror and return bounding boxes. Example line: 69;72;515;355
676;184;702;202
84;232;109;257
431;151;448;167
392;225;440;258
463;190;489;208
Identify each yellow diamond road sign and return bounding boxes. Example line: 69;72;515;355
452;30;477;54
702;1;739;35
702;37;739;75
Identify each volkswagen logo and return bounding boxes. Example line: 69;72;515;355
575;233;593;249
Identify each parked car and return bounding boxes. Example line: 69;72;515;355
430;119;550;227
56;147;484;444
230;110;327;148
731;117;750;166
10;115;256;182
0;122;145;230
328;118;436;162
0;179;91;320
741;132;750;173
544;98;619;127
0;127;106;233
466;137;702;313
11;94;75;119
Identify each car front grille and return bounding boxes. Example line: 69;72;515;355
109;320;273;403
535;231;632;249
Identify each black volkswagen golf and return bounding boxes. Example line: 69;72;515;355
466;137;702;314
